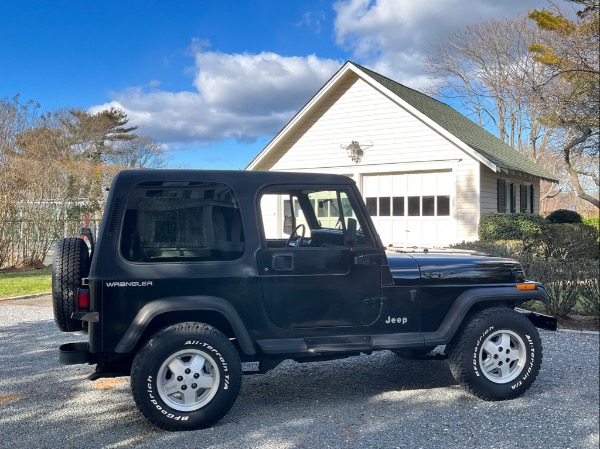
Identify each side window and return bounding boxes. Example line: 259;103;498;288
259;188;371;247
120;181;244;262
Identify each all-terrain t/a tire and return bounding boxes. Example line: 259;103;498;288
447;307;542;401
131;322;242;431
52;237;90;332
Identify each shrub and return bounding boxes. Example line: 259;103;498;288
479;213;548;242
579;261;599;316
526;259;589;317
478;213;548;256
545;209;583;224
583;217;600;243
451;239;533;267
543;223;600;261
582;216;600;229
451;240;524;258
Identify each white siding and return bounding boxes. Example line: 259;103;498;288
253;74;526;247
260;75;472;173
455;158;480;243
480;167;541;215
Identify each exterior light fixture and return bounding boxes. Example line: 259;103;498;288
341;140;372;164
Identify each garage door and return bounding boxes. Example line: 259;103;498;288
363;172;455;248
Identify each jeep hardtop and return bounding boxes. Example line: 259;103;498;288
53;169;556;430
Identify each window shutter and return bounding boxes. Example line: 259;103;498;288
520;185;528;213
509;183;516;213
529;185;535;213
497;179;506;213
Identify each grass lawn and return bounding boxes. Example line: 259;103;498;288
0;267;52;298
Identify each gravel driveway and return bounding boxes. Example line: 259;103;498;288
0;296;598;449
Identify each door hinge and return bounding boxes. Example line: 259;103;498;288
363;298;382;309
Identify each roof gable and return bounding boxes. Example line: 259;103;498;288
353;64;557;182
248;61;557;182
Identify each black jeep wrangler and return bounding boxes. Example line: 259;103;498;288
53;169;556;431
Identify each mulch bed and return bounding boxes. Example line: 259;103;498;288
558;315;600;332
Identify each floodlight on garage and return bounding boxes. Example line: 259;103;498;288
341;140;372;164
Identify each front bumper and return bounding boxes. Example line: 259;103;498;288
515;307;558;331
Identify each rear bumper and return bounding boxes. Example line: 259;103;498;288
515;307;558;331
59;342;91;365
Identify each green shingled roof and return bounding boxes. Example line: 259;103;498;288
352;63;558;182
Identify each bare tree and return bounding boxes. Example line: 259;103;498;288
425;16;554;161
529;0;599;208
107;135;167;168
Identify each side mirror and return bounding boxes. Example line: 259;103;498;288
345;218;357;247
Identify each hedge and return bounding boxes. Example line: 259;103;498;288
478;214;548;255
544;223;599;261
545;209;583;223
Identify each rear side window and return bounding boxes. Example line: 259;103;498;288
120;181;244;262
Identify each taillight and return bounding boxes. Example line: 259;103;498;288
77;288;90;309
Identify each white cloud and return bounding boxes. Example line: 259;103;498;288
89;0;551;149
333;0;549;89
91;50;340;146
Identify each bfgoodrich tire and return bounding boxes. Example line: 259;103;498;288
131;322;242;431
447;307;542;401
52;237;90;332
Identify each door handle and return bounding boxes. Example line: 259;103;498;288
272;253;294;271
354;254;380;265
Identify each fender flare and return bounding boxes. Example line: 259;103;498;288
114;296;256;355
423;285;550;346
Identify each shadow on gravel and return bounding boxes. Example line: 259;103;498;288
0;315;598;449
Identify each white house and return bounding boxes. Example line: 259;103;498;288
247;61;557;248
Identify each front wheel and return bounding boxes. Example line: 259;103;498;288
447;308;542;401
131;322;242;431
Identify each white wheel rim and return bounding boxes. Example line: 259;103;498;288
478;329;527;384
157;349;220;412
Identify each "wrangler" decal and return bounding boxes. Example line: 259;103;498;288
105;281;153;287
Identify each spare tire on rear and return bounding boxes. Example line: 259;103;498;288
52;238;90;332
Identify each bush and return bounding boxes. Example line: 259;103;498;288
583;217;600;242
450;240;524;258
526;259;591;317
545;209;583;224
543;223;600;261
579;261;599;316
479;213;548;241
478;213;548;256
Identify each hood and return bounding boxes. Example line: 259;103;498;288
386;251;525;285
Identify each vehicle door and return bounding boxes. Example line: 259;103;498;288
256;186;383;331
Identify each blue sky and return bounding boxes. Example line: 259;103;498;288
1;0;548;169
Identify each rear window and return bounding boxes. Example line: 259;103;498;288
120;181;244;262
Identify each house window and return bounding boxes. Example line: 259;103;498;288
379;197;391;216
422;196;435;216
529;185;535;213
367;195;450;217
509;183;516;213
366;197;377;215
437;196;450;216
520;185;528;213
497;179;507;213
392;197;404;216
408;196;420;216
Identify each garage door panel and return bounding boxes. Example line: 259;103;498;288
363;171;455;248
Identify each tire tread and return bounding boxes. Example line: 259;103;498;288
447;307;542;401
52;238;89;332
131;322;242;431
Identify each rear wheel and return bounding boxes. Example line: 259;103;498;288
52;237;89;332
447;307;542;400
131;322;242;431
